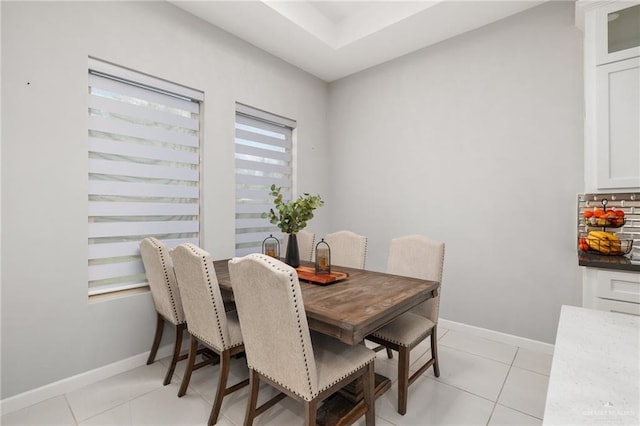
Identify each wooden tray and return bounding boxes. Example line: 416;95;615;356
295;266;349;285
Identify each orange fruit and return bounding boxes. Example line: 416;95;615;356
584;211;594;218
578;238;590;251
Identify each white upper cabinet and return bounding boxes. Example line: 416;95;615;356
579;0;640;191
596;2;640;65
596;57;640;189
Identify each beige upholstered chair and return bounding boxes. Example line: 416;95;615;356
281;230;315;262
229;254;376;426
323;230;368;269
367;234;445;415
171;244;248;426
139;237;187;386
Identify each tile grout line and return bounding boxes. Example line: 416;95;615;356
63;394;79;426
493;401;544;421
72;397;130;424
423;375;503;406
486;346;520;425
438;342;517;366
509;363;552;377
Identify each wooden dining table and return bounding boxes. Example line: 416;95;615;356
213;259;440;425
213;260;440;345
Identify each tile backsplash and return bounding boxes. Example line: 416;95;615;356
578;193;640;261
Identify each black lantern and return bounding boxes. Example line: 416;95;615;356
262;234;280;258
315;238;331;274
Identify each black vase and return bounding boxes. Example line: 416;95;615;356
285;233;300;268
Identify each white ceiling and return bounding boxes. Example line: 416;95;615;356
170;1;548;82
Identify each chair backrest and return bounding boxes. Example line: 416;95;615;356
386;234;445;323
139;237;185;325
171;244;233;351
229;254;319;400
281;230;315;262
324;230;367;269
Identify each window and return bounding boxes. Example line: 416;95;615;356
234;104;296;256
87;58;203;297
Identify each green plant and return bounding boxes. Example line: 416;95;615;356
262;184;324;234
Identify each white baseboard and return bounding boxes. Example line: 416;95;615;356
0;343;177;416
439;318;555;355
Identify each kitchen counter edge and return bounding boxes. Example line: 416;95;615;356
578;253;640;272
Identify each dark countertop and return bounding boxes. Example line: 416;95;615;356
579;253;640;273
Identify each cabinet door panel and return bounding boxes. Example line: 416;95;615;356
596;57;640;189
595;297;640;316
594;272;640;303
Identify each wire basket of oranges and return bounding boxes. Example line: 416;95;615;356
583;208;626;228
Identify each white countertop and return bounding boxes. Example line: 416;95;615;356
543;305;640;425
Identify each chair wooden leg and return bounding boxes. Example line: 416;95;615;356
209;350;231;426
178;335;199;397
304;400;318;426
147;312;164;365
431;326;440;377
397;346;410;415
386;347;393;359
164;323;186;385
243;369;260;426
363;363;375;426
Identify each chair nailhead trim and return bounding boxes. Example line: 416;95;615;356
184;243;228;349
290;270;314;397
361;238;368;269
434;245;445;320
371;328;432;347
312;359;374;397
149;238;183;324
250;359;374;402
191;331;242;352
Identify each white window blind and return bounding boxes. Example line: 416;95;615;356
88;58;203;296
235;104;295;256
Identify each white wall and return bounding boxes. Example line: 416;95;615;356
327;1;584;343
1;1;329;399
2;0;586;401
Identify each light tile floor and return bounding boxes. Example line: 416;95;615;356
1;328;552;426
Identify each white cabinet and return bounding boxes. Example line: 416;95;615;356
596;57;640;189
578;1;640;313
583;269;640;315
578;0;640;192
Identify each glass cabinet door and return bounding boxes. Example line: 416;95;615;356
608;4;640;53
597;2;640;65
